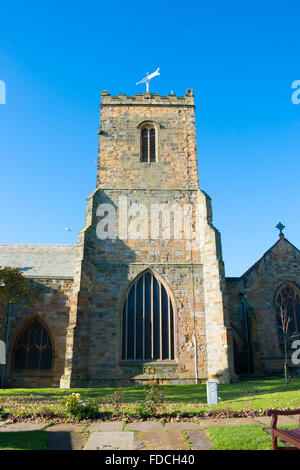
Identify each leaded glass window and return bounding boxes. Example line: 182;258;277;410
275;282;300;354
122;271;175;361
13;319;53;370
140;125;156;162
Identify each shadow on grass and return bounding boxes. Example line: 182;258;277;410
0;431;49;450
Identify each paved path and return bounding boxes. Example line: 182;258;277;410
84;431;141;450
0;416;290;450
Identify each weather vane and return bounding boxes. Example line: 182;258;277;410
276;222;285;238
136;68;160;93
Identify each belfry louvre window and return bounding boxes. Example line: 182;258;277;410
121;271;175;361
141;126;156;162
276;282;300;354
13;319;53;370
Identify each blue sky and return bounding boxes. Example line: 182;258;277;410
0;0;299;276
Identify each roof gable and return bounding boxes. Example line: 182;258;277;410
240;237;300;279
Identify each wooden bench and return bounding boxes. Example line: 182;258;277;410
266;409;300;450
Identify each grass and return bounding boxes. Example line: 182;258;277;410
0;377;299;419
0;430;49;450
205;424;299;450
206;425;273;450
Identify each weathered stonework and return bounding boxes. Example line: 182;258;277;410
60;90;231;387
226;237;300;375
1;277;73;387
1;90;299;388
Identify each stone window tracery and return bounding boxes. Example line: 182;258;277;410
121;271;175;361
13;319;53;370
275;282;300;354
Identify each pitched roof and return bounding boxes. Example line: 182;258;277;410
240;237;300;279
0;244;76;278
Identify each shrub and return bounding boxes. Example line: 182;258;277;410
109;391;125;417
136;382;165;418
62;393;99;420
34;406;57;419
136;402;148;418
144;381;164;415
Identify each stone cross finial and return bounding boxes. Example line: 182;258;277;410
276;222;285;239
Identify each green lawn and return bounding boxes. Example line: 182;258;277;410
0;431;49;450
0;377;299;419
0;376;299;406
205;424;299;450
206;425;272;450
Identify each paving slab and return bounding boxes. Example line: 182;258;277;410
198;417;257;427
253;416;273;426
46;423;86;433
84;431;141;450
137;430;188;450
286;415;300;424
125;421;164;431
271;416;299;426
88;421;123;432
0;422;46;432
0;420;10;428
185;430;212;450
46;431;86;450
164;422;202;431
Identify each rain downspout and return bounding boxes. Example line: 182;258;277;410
240;294;251;374
1;301;12;387
193;335;199;384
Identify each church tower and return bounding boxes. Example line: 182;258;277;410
60;90;233;387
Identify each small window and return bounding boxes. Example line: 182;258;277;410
141;125;156;162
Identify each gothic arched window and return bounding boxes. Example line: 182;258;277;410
121;271;175;361
13;319;54;370
141;125;156;162
275;282;300;354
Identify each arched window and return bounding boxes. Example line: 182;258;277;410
121;271;175;361
141;125;156;162
275;282;300;354
13;319;53;370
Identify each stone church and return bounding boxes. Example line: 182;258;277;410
0;89;300;388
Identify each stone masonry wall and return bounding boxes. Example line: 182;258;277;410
226;238;300;374
61;90;232;386
0;277;72;387
97;90;198;190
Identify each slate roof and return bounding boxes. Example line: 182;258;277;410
0;244;76;278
